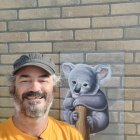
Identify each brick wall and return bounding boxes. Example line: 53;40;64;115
0;0;140;140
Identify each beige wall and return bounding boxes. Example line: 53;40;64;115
0;0;140;140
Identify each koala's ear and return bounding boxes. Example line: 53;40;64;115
61;63;75;78
95;65;111;84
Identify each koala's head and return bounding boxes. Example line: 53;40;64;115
62;63;111;99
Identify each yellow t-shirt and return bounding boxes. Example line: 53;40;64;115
0;117;83;140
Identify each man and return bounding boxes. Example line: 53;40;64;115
0;53;83;140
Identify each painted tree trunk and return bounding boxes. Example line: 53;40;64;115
75;106;90;140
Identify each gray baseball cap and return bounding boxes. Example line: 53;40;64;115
13;53;56;75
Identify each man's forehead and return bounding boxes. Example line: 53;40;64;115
15;66;50;77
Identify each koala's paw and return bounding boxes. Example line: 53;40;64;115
63;98;74;109
87;116;94;129
73;98;80;107
70;111;79;124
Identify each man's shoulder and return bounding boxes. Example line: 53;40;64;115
49;117;80;133
0;118;11;125
0;118;12;135
49;117;74;128
0;118;11;127
48;117;83;139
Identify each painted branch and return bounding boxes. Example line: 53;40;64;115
75;106;90;140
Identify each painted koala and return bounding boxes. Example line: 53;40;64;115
62;63;111;133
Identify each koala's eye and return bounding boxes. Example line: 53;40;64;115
72;81;76;84
83;83;88;87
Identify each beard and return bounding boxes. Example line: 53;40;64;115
13;91;53;118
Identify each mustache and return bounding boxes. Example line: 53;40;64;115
22;91;46;100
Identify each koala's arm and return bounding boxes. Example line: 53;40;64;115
63;110;73;124
63;109;78;125
73;90;108;111
63;90;75;110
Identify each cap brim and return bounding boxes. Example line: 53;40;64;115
13;62;55;75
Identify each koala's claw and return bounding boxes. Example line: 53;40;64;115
72;111;79;121
73;99;80;107
87;116;94;128
70;111;79;124
63;98;74;109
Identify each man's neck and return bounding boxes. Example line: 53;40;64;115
12;113;48;137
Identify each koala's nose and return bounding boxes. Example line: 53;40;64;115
74;84;81;93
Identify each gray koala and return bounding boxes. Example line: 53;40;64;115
62;63;111;133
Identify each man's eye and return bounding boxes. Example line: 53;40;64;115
40;80;45;82
39;80;48;83
19;79;31;83
21;80;29;83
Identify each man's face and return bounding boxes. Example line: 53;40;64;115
14;66;54;118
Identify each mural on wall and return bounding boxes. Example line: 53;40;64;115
62;63;111;133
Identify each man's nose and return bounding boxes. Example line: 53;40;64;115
29;81;41;92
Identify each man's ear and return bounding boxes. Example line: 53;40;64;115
95;64;111;84
61;63;75;78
